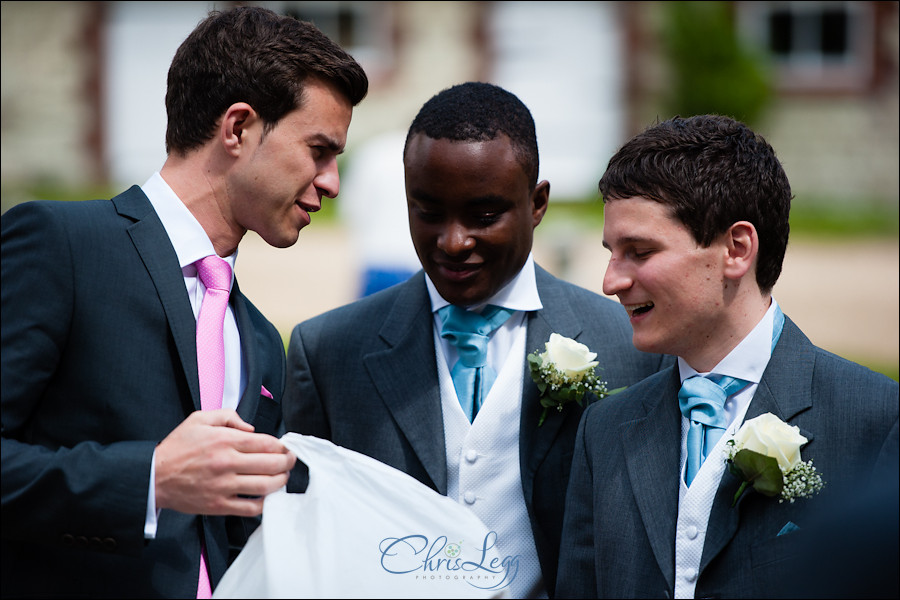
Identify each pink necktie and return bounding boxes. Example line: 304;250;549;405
194;255;232;598
196;255;231;411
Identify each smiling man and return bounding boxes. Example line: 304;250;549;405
1;7;367;598
556;114;899;599
283;82;666;598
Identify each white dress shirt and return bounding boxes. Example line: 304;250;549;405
673;299;780;598
141;172;247;537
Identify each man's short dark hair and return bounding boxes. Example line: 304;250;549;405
165;5;368;155
404;82;539;188
599;114;792;293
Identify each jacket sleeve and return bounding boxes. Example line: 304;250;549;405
1;202;153;556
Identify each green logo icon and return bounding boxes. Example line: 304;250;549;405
445;542;462;558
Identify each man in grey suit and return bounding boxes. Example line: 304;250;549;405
283;82;666;598
1;7;367;597
557;114;899;598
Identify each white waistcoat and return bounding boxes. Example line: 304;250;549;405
674;411;749;598
436;327;546;599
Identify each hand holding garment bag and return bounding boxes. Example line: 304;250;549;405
214;433;514;598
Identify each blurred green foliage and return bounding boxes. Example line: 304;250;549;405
659;1;774;126
862;361;899;383
5;182;896;241
788;198;900;240
544;195;899;240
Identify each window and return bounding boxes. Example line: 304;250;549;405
737;1;876;92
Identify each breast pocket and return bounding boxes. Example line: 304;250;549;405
252;393;281;437
749;530;805;597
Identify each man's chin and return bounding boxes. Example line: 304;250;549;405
431;280;490;308
631;331;664;355
260;229;301;249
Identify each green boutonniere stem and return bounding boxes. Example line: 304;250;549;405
728;449;784;507
537;404;566;427
732;481;750;507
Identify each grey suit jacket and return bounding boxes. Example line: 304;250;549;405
556;316;899;598
1;189;287;598
283;266;667;596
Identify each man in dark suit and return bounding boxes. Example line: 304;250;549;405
0;7;367;598
557;114;899;598
283;82;667;598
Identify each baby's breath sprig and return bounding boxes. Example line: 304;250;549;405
527;333;623;427
724;434;826;506
779;459;825;503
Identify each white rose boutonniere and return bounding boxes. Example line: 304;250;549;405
527;333;624;427
725;412;825;507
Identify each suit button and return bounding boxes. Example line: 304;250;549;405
686;525;698;539
102;538;117;551
465;449;478;463
60;534;75;547
464;491;476;504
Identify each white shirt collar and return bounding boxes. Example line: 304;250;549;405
678;298;780;384
141;172;237;276
425;253;543;313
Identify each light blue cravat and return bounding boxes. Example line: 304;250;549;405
679;375;750;486
679;304;785;486
438;304;515;422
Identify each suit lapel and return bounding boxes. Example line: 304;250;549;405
519;267;587;496
231;281;260;424
622;367;682;590
363;275;448;493
701;317;815;572
115;188;201;410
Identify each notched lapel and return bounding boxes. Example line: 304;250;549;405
519;307;584;481
702;467;745;574
118;189;201;411
519;270;588;483
231;283;262;426
363;279;448;493
621;369;682;590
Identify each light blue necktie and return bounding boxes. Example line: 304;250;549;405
679;375;750;486
438;304;515;422
679;304;785;486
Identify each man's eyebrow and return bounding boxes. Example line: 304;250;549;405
602;235;656;250
408;192;510;206
309;133;344;154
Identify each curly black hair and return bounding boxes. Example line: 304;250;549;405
404;82;539;188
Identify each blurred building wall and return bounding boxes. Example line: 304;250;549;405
102;1;215;188
2;1;898;207
1;1;103;189
624;1;899;206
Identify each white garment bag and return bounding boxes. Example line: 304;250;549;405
214;433;512;599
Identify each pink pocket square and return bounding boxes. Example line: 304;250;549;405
260;385;273;399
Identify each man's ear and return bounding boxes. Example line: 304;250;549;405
220;102;257;157
723;221;758;280
531;180;550;228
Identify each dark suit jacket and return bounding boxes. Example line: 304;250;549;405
1;188;287;598
557;316;900;598
283;266;667;596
